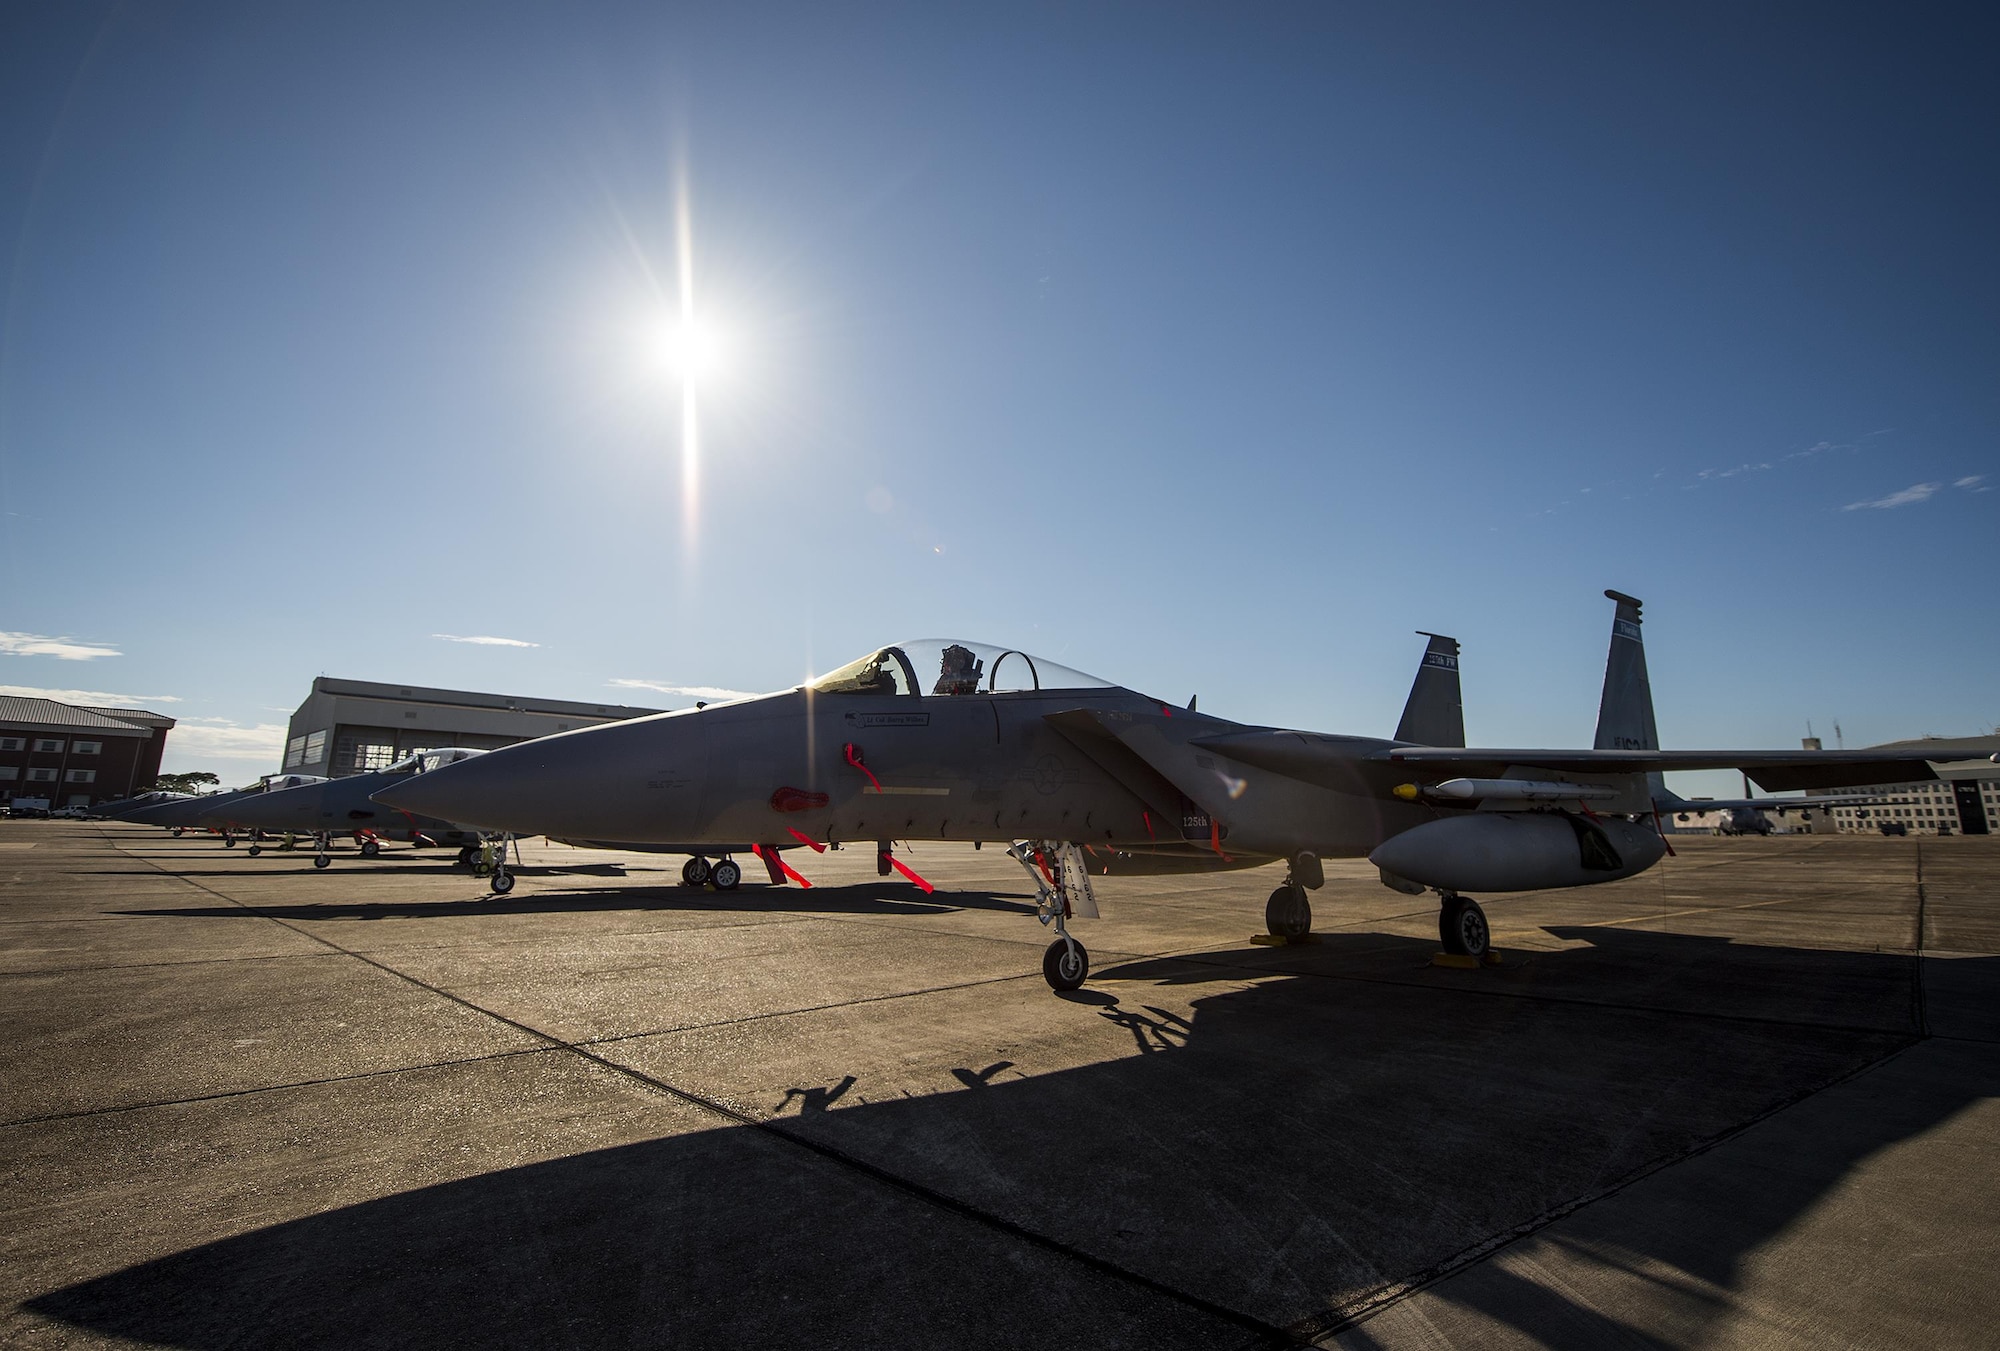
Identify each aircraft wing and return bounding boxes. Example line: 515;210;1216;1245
1376;748;1939;792
1657;794;1884;814
1193;732;1940;793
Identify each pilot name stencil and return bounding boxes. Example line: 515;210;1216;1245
845;713;931;728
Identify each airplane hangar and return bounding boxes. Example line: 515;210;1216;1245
278;676;663;779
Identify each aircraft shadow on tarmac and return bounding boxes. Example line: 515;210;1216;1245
25;930;1999;1350
111;882;1037;923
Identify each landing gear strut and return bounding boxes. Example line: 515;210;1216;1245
485;834;517;894
1438;893;1490;958
312;831;332;870
1008;842;1095;992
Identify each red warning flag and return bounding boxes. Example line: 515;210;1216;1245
880;850;933;893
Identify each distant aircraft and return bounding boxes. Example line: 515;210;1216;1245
213;750;488;869
89;790;194;819
377;597;1941;990
121;775;327;842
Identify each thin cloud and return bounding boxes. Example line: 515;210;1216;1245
1843;482;1941;511
1955;475;1988;491
0;684;181;706
168;717;288;761
0;631;122;661
608;678;758;701
433;633;540;648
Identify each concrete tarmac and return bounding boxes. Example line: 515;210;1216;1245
2;822;1995;1348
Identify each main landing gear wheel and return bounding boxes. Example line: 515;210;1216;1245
455;845;475;867
360;839;380;859
1043;938;1090;991
223;837;237;848
1439;895;1490;958
247;845;262;857
313;855;331;870
1266;883;1312;940
490;871;516;895
682;856;712;887
710;858;742;891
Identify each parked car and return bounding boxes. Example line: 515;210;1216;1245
7;798;51;819
1877;821;1908;837
50;805;90;820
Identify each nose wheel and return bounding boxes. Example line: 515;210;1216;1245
1042;938;1090;991
710;857;742;891
681;856;712;887
1438;894;1490;957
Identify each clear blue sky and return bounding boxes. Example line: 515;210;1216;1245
3;2;1995;791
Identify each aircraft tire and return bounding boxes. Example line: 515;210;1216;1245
312;855;331;870
360;839;381;858
223;837;236;848
455;846;475;867
490;872;516;895
247;845;262;857
1439;896;1490;957
1265;884;1312;939
172;828;183;837
682;856;712;887
711;858;742;891
1043;938;1089;991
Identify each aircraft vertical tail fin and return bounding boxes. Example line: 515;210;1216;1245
1593;590;1660;752
1394;632;1464;747
1594;589;1667;802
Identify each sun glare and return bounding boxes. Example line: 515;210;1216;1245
655;316;732;384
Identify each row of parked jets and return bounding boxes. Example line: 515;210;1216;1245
99;591;1933;990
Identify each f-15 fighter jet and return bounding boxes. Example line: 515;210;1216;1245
121;775;327;843
376;596;1941;990
215;749;487;869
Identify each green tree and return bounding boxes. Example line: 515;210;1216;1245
147;772;222;795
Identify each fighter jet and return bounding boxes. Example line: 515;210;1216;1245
214;750;487;869
376;596;1941;990
121;775;327;843
89;790;195;819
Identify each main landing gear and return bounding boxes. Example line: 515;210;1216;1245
1437;892;1490;959
1008;841;1098;992
680;855;741;890
482;834;517;894
1262;852;1326;942
312;831;332;870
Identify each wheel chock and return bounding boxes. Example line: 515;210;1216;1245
1430;951;1503;969
1250;933;1322;946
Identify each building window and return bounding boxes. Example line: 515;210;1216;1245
303;730;326;764
285;736;307;768
27;767;56;782
0;737;21;751
0;767;16;781
66;769;96;784
72;740;101;755
33;738;63;753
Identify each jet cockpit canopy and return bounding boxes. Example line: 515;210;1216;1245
387;747;488;775
810;640;1114;698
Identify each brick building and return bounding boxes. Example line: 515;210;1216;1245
0;697;177;808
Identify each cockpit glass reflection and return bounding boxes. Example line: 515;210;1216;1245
810;641;1111;697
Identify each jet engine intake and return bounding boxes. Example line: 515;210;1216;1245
1368;811;1665;894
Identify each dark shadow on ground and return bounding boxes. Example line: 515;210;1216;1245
23;932;1998;1349
112;884;1036;923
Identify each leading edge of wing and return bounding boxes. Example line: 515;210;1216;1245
1379;747;1941;792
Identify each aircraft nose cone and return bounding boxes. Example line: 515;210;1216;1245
372;714;704;839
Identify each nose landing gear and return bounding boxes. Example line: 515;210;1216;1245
1009;842;1097;991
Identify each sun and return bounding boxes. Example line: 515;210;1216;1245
654;315;733;384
